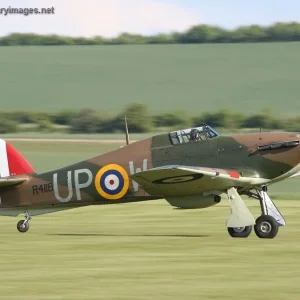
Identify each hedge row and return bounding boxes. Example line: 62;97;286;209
1;22;300;45
0;104;299;134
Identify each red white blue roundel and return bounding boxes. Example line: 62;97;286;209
152;173;204;184
95;164;129;200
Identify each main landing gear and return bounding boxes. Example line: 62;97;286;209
226;186;285;239
17;211;31;233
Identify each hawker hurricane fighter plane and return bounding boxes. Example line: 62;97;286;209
0;123;299;239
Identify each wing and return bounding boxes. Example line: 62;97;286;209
130;165;269;197
289;171;300;179
0;177;27;187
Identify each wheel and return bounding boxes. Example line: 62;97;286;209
254;215;279;239
17;220;29;233
227;226;252;238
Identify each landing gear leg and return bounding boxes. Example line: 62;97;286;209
17;211;31;233
226;187;255;238
253;187;285;239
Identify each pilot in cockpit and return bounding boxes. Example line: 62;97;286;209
190;129;201;141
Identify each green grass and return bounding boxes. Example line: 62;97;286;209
1;43;300;115
1;200;300;299
0;128;283;140
2;132;158;140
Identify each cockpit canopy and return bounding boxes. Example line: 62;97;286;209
169;125;219;145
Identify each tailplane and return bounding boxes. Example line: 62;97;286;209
0;139;35;177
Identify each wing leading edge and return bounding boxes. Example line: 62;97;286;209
130;165;269;197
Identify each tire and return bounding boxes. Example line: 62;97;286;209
17;220;29;233
227;226;252;238
254;215;279;239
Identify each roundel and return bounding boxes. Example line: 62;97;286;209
95;164;129;200
152;173;204;184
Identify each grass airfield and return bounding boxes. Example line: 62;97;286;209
1;200;300;299
0;140;300;299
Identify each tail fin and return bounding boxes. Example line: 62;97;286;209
0;139;35;177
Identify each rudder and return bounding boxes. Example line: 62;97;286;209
0;139;35;177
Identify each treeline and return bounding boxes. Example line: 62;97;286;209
0;104;299;134
1;22;300;45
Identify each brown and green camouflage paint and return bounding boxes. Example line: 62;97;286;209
1;131;299;210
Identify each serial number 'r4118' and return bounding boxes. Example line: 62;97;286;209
32;183;53;195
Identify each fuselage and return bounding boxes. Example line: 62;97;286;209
150;131;300;181
1;131;300;210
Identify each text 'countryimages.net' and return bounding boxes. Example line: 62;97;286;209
0;7;55;16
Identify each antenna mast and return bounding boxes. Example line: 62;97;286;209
125;116;130;145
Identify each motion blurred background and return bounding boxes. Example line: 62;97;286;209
1;1;300;299
1;0;300;197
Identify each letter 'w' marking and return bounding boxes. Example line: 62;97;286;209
129;159;147;192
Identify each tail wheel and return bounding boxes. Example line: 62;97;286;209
254;215;279;239
17;220;29;233
227;226;252;238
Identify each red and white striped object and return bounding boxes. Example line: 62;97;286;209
0;139;35;177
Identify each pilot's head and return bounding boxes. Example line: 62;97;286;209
190;129;200;141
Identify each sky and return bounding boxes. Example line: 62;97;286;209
0;0;299;37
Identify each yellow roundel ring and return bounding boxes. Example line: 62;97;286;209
95;164;129;200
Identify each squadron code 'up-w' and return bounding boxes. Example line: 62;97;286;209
129;159;148;192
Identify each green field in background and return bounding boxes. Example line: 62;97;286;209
1;43;300;115
0;127;273;140
2;132;157;140
9;141;118;172
1;200;300;299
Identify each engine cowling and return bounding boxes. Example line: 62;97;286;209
165;194;223;209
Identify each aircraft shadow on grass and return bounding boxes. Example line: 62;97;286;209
47;233;210;238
